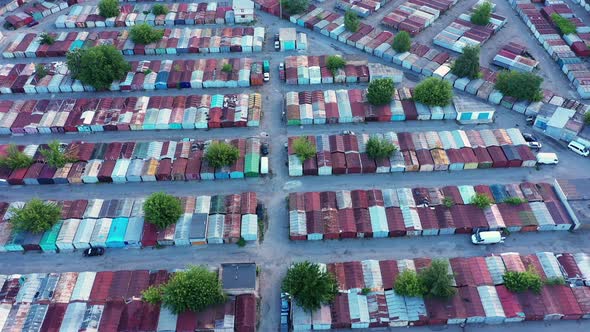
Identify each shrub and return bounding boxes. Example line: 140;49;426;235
420;260;456;299
503;267;543;293
366;136;397;160
443;197;454;208
39;33;55;45
503;197;526;205
280;0;309;15
545;277;566;285
344;10;359;32
130;24;164;45
551;13;577;35
392;31;411;53
39;140;77;168
152;4;169;16
0;144;33;170
8;199;62;233
451;45;481;79
495;71;543;101
221;63;233;73
205;142;240;168
66;45;131;90
293;137;317;162
413;78;453;107
471;193;493;209
471;1;492;26
326;55;346;76
585;112;590;125
367;78;395;106
394;270;426;297
35;64;48;79
98;0;120;18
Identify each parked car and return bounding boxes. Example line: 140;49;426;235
536;152;559;165
274;33;280;41
27;21;39;27
83;247;105;257
280;292;290;331
567;141;589;157
526;116;536;126
274;41;280;51
523;133;542;149
341;130;355;135
263;72;270;82
261;143;269;156
471;230;505;245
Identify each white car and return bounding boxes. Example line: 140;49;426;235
263;72;270;82
471;230;505;245
567;141;589;157
536;152;558;165
279;62;285;70
274;41;280;51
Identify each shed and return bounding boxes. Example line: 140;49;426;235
70;272;96;302
477;285;506;324
459;286;486;323
73;218;95;250
495;285;525;322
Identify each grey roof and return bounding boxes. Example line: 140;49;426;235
221;263;256;290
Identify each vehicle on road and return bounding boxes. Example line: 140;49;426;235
274;33;280;42
261;143;269;156
274;41;280;51
280;293;290;332
263;72;270;82
523;133;542;149
83;247;105;257
471;230;505;245
567;141;589;157
27;21;39;27
279;62;285;70
526;116;536;126
536;152;559;165
341;130;355;135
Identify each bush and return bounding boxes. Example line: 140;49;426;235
394;270;426;297
221;63;233;73
326;55;346;76
503;267;543;293
66;45;131;90
420;260;456;299
35;64;48;79
471;1;492;26
293;137;317;162
0;144;33;170
281;0;309;15
551;13;577;35
144;192;183;229
366;136;397;160
130;23;164;45
413;78;453;107
495;71;543;101
392;31;411;53
143;266;226;314
367;78;395;106
361;287;371;295
282;261;338;312
39;33;55;45
237;237;247;247
443;197;454;208
8;199;62;234
471;193;492;209
451;45;481;79
205;142;240;168
585;112;590;125
545;277;566;285
98;0;120;18
344;10;359;32
503;197;526;205
152;4;169;16
40;140;77;168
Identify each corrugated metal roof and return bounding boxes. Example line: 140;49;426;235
361;260;383;291
535;252;563;280
60;302;87;331
485;256;506;285
384;290;408;325
348;292;370;328
477;286;506;321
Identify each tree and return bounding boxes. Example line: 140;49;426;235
282;261;338;312
142;266;226;314
39;140;76;168
280;0;309;15
67;45;131;90
503;197;526;205
451;45;481;79
503;267;543;293
366;137;397;160
443;197;454;208
292;137;317;162
130;23;164;45
419;260;456;299
152;3;169;16
205;142;240;168
144;192;183;229
392;31;411;53
551;13;577;35
98;0;120;18
367;78;395;106
221;63;233;73
39;33;55;45
8;199;61;234
326;55;346;76
471;193;492;209
35;64;48;79
344;10;359;32
0;144;33;170
413;78;453;107
394;269;426;297
585;112;590;125
495;71;543;101
471;1;492;26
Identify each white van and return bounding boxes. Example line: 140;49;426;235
567;141;589;157
536;152;558;165
260;156;269;175
471;230;505;245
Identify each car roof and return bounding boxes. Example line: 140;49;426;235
478;231;502;242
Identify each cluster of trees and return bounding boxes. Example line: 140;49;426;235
281;0;309;15
471;1;492;26
66;45;131;90
98;0;120;18
367;78;395;106
392;31;411;53
143;265;226;313
0;145;33;170
413;78;453;107
130;24;164;45
394;260;456;299
495;71;543;102
8;199;62;234
282;261;338;312
344;10;360;32
0;140;75;171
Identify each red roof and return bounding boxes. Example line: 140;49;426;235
385;207;406;236
520;254;547;280
108;270;133;301
556;253;582;279
99;301;125;331
458;286;485;318
544;285;583;320
90;271;115;304
495;285;524;320
330;293;351;329
416;207;438;231
304;192;321;212
343;261;365;290
379;260;399;290
425;293;467;325
176;310;198;331
328;263;346;290
351;190;368;209
235;294;256;332
517;290;547;320
338;208;356;238
572;287;590;317
354;208;372;235
41;303;68;332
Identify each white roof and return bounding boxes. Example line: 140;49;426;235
70;272;96;302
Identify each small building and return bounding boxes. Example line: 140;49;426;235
454;97;495;124
232;0;254;24
221;262;257;295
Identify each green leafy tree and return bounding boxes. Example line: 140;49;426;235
282;261;338;312
367;78;395;106
495;71;543;101
551;13;577;35
39;140;77;168
503;197;526;205
35;64;48;79
292;137;317;162
152;4;169;16
280;0;309;15
413;78;453;107
420;260;456;299
471;193;492;209
221;63;233;73
443;197;454;208
584;112;590;125
326;55;346;76
144;192;183;229
503;267;543;293
471;1;492;26
344;10;360;32
366;137;397;160
66;45;131;90
205;142;240;168
0;144;33;170
394;269;426;297
130;23;164;45
39;33;55;45
98;0;120;18
451;45;481;79
392;31;411;53
142;266;226;314
8;199;61;234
